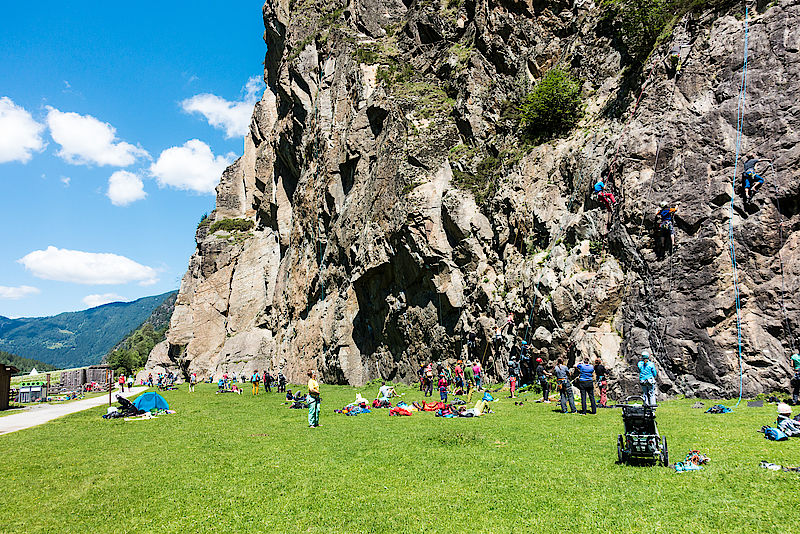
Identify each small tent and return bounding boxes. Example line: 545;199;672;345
132;392;169;411
29;367;38;376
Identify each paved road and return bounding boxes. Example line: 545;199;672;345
0;386;148;436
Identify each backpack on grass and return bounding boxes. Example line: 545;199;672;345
761;426;788;441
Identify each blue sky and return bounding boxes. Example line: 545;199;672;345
0;1;266;318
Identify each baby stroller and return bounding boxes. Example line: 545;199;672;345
617;396;668;466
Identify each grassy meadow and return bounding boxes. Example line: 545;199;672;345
0;382;797;533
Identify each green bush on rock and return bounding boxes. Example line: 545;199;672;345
518;68;583;142
208;218;255;234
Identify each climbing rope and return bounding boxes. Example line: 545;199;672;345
768;162;797;354
727;4;750;408
626;49;684;361
521;164;593;345
310;59;327;308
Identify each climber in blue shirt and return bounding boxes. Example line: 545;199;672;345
742;153;770;202
658;201;678;251
594;180;616;211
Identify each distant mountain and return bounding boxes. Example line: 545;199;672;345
0;350;57;375
103;291;177;375
0;291;177;369
108;291;177;354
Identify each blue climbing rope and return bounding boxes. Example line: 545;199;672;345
727;5;749;408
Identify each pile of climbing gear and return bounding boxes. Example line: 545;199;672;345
674;450;710;472
334;401;371;416
705;404;732;414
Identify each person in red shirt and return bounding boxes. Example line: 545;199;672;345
118;374;125;392
438;374;449;403
453;360;465;393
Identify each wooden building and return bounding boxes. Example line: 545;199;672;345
1;364;19;410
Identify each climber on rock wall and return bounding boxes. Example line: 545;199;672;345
665;43;690;76
666;43;682;74
467;330;477;359
594;180;616;211
742;153;770;202
520;340;531;385
657;201;678;253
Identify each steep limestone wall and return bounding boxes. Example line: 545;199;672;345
145;0;800;398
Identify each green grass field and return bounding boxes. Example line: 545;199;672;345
1;382;797;533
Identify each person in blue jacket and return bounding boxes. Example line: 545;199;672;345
638;352;658;406
575;356;596;414
657;201;678;252
742;153;770;202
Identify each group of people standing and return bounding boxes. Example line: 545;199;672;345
548;357;609;414
116;373;134;392
246;369;288;395
418;360;484;403
508;351;610;413
212;369;288;395
528;352;659;413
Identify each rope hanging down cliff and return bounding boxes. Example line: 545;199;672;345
626;19;694;360
727;3;750;408
767;162;797;355
521;164;592;345
312;61;326;306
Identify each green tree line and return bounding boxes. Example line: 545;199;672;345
0;350;57;375
105;323;167;376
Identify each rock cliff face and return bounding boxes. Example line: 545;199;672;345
146;0;800;398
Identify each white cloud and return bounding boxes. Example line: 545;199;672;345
82;293;126;308
181;76;263;138
61;176;71;186
18;246;159;286
46;107;149;166
0;285;40;300
0;97;46;163
149;139;234;194
107;170;146;206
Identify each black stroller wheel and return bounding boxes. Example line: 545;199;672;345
660;436;669;466
617;434;624;464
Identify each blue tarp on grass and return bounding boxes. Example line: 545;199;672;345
133;392;169;411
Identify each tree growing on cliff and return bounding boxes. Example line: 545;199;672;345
606;0;673;63
518;68;583;142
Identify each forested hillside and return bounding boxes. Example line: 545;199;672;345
0;350;56;375
0;291;177;368
105;292;177;375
